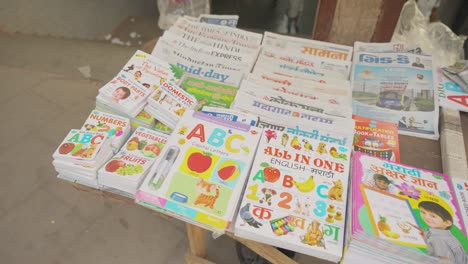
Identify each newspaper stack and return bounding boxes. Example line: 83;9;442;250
351;42;439;140
231;31;355;139
52;129;113;188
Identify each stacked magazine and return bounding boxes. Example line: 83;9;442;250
351;42;439;140
53;129;113;187
81;109;131;153
136;110;262;232
344;153;468;264
98;127;168;197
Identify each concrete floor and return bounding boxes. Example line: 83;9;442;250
0;32;329;264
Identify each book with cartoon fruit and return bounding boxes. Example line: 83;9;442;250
234;127;353;262
346;153;468;264
97;127;168;196
136;110;262;232
81;109;131;152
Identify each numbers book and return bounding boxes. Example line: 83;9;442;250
81;109;131;152
352;115;400;162
201;106;258;126
180;75;239;109
52;129;112;167
234;127;353;262
136;110;262;232
97;73;152;118
98;127;168;196
145;80;197;129
344;153;468;264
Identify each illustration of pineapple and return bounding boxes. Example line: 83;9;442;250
377;215;390;232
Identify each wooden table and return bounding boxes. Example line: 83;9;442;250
68;182;298;264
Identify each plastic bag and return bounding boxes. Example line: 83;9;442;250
391;0;466;66
157;0;210;30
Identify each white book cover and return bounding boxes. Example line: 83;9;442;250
159;31;257;69
146;80;197;127
151;39;247;86
351;51;439;140
262;31;353;61
256;48;351;80
239;80;352;118
52;129;111;167
98;73;152;117
201;106;258;126
81;109;131;150
174;17;263;46
234;127;352;262
231;91;355;130
162;29;260;56
452;178;468;232
120;50;184;89
136;110;262;232
144;104;177;130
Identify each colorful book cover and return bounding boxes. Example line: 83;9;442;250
52;129;110;166
81;109;130;149
201;106;258;126
136;110;262;231
121;127;168;159
353;115;400;162
99;151;154;185
145;80;197;127
120;50;185;89
153;119;173;135
452;178;468;231
98;73;152;116
180;75;239;109
130;109;155;129
351;153;468;263
234;127;353;262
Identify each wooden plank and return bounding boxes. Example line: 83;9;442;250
227;233;297;264
440;108;468;179
328;0;383;45
186;223;207;258
312;0;338;41
185;253;216;264
371;0;406;42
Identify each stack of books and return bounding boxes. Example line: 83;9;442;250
97;127;168;197
53;129;113;187
144;80;197;129
344;153;468;264
81;109;131;153
136;110;262;232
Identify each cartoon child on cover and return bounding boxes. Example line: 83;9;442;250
418;201;468;264
365;173;397;194
112;86;131;103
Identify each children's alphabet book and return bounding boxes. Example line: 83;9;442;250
353;115;400;162
136;110;262;232
346;153;468;264
234;127;353;262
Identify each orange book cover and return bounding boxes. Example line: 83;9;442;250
352;115;400;162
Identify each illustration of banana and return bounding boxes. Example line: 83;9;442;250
382;230;400;239
293;176;315;193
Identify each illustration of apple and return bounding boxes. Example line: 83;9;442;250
58;143;75;154
261;162;281;183
187;152;212;173
144;144;161;156
105;159;126;172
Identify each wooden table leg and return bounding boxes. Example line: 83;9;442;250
185;223;216;264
